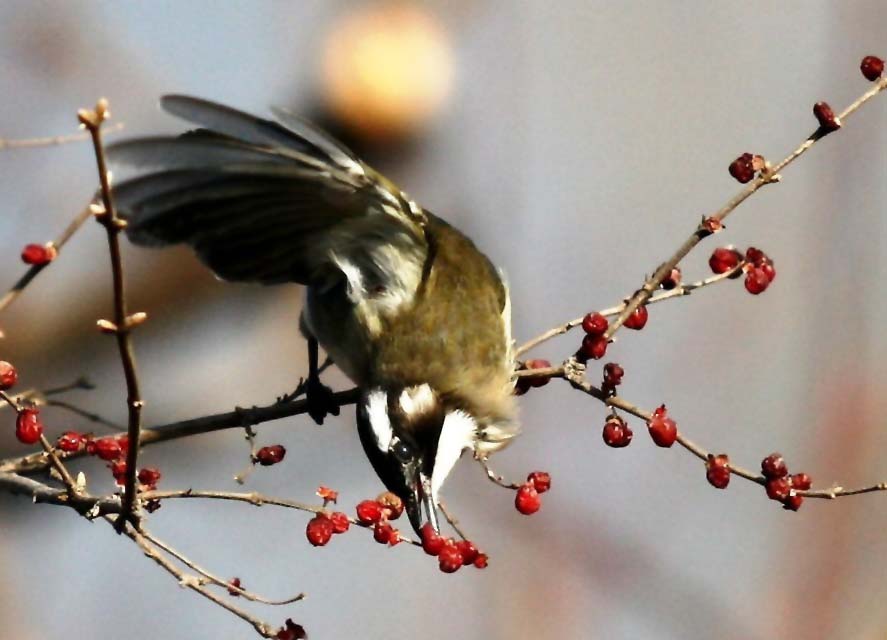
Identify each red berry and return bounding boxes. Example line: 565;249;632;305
420;523;445;556
377;491;404;520
524;359;552;388
21;243;56;266
813;101;841;133
306;515;334;546
647;415;678;447
783;494;804;511
653;404;668;419
761;453;788;479
705;454;731;489
0;361;18;390
709;247;743;275
513;377;532;396
438;542;464;573
602;362;625;387
373;522;399;545
227;577;242;596
328;511;350;534
766;477;792;501
355;500;384;525
144;499;162;513
760;262;776;283
56;430;84;453
110;459;128;485
93;437;122;461
514;483;541;515
473;553;489;569
861;55;885;81
581;312;609;336
791;472;812;491
602;417;633;448
728;153;756;183
455;540;479;565
527;471;551;493
137;467;162;488
744;267;770;295
661;267;682;290
15;409;43;445
276;619;307;640
255;444;286;466
623;305;648;330
580;334;608;360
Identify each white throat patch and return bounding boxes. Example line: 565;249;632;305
365;390;393;452
431;410;478;502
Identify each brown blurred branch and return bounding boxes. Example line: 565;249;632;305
0;121;124;150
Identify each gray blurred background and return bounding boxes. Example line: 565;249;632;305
1;1;885;639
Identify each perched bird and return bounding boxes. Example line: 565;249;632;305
108;96;518;534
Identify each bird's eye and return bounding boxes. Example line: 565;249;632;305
390;439;413;463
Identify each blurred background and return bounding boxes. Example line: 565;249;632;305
0;1;885;638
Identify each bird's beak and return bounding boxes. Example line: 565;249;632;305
406;471;440;535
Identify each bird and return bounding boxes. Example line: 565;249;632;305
107;95;519;535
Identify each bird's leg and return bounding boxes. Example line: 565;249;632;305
305;336;339;425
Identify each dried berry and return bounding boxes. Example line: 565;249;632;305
602;362;625;387
438;542;464;573
137;467;162;488
15;409;43;445
373;522;399;545
21;243;56;266
316;485;338;503
623;305;648;330
709;247;743;276
0;361;18;390
276;619;307;640
766;477;792;501
744;267;770;295
813;101;841;133
56;430;84;453
647;414;678;448
524;359;553;388
514;483;541;515
581;312;609;336
455;540;479;565
420;523;445;556
761;453;788;479
527;471;551;493
602;417;633;448
355;500;384;525
706;454;731;489
729;153;756;183
377;491;404;520
860;55;885;81
791;472;812;491
255;444;286;466
580;334;608;360
328;511;350;534
306;515;334;546
93;437;123;461
783;494;804;511
227;577;242;596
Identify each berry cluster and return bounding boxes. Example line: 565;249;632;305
275;618;307;640
420;523;488;573
761;452;810;511
514;471;550;515
579;312;610;360
305;510;351;546
708;246;775;295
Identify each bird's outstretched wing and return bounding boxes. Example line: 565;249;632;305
108;95;427;288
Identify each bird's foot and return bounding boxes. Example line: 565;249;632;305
306;377;339;425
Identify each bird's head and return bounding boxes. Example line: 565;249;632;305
356;384;478;535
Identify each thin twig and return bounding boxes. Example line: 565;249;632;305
601;76;887;343
0;204;94;334
116;519;278;638
80;99;144;529
0;121;124;150
437;499;469;540
138;527;305;606
517;265;743;356
477;457;521;490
